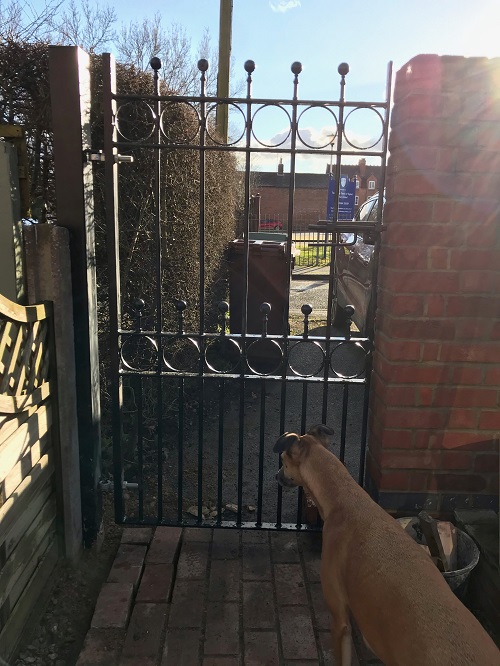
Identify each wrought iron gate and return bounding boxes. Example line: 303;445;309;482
102;55;392;529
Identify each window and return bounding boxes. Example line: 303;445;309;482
368;180;376;190
355;178;360;189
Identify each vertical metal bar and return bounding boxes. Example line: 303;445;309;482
137;375;144;520
49;46;102;544
101;52;123;525
359;364;372;486
339;383;349;463
277;62;302;528
322;63;349;425
197;61;209;523
150;58;163;523
217;378;225;524
237;60;255;526
295;379;308;527
256;378;266;526
177;377;184;521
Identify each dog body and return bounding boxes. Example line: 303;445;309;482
275;426;500;666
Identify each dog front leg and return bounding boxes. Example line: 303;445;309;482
331;616;352;666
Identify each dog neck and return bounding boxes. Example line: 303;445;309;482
300;444;349;522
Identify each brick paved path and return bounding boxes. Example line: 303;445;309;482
76;526;369;665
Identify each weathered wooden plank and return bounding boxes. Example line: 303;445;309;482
0;480;53;567
0;381;52;414
0;498;57;607
0;293;50;323
0;408;33;448
0;321;16;368
0;539;58;663
0;403;52;485
0;432;50;504
0;324;24;394
0;453;54;551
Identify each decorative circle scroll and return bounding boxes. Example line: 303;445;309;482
162;337;200;373
160;101;200;144
120;335;158;372
205;337;241;374
251;104;292;148
343;106;385;151
329;340;369;379
296;105;339;150
246;339;283;376
205;103;247;146
287;340;325;377
115;101;155;142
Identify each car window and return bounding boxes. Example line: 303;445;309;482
355;198;376;222
367;200;379;221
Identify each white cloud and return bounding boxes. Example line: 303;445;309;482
269;0;301;13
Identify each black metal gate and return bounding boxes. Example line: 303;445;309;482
102;55;392;530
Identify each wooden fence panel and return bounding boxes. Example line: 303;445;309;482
0;292;60;662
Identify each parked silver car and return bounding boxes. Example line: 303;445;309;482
332;193;382;337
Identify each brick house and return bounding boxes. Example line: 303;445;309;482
251;158;381;227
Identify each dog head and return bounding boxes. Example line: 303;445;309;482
274;424;334;488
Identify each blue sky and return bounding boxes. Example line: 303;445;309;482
27;0;500;171
88;0;498;100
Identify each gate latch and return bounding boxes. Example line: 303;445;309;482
83;150;134;164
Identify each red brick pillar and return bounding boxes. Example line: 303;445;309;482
368;54;500;515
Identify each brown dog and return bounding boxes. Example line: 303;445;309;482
274;425;500;666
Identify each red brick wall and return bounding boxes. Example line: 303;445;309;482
368;54;500;515
258;187;326;225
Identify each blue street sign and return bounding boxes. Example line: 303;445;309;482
326;174;356;221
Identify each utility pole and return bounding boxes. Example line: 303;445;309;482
216;0;232;142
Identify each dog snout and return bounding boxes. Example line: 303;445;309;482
276;467;297;488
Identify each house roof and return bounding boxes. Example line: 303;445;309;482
253;166;382;189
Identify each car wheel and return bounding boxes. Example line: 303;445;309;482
274;224;281;230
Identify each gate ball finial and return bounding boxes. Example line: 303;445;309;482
338;62;349;76
198;59;209;72
149;57;162;71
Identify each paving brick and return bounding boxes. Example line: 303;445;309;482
183;527;213;542
147;526;182;564
270;532;300;563
309;581;331;630
209;559;240;602
76;628;123;665
120;602;167;665
211;529;240;559
204;602;240;655
91;582;134;630
121;527;153;545
279;606;318;661
242;529;269;545
161;628;202;666
176;539;210;579
274;563;308;606
203;658;240;665
242;543;272;581
169;580;206;628
301;548;322;583
243;582;276;629
245;630;280;665
135;563;175;603
107;544;147;590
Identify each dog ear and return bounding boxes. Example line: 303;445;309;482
273;432;299;454
307;424;334;447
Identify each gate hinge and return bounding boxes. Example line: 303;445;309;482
83;150;134;164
